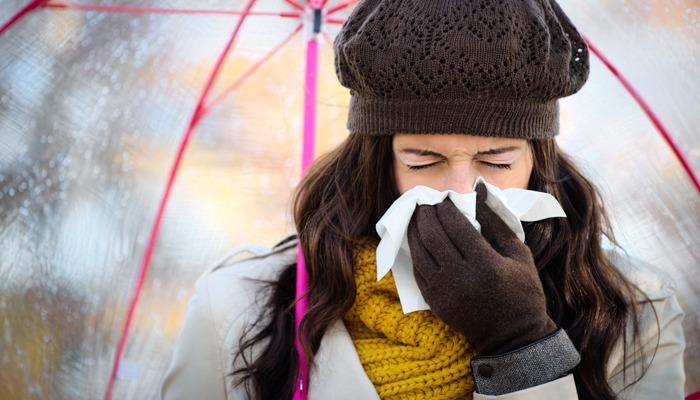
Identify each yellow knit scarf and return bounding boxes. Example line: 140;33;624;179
343;241;476;400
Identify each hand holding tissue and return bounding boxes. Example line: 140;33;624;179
375;177;566;314
404;182;559;355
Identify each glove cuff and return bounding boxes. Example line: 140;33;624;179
470;329;580;395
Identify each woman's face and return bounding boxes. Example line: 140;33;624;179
392;134;534;194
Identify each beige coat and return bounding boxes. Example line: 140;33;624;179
160;240;685;400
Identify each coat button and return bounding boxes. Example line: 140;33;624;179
477;364;494;378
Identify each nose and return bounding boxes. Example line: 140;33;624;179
446;165;477;194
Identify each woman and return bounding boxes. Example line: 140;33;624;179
161;0;685;399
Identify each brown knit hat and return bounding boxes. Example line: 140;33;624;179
334;0;589;139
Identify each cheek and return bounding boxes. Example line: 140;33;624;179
395;180;410;195
393;159;443;194
393;163;415;194
506;173;530;188
477;163;532;190
507;157;533;190
474;174;516;190
486;149;533;190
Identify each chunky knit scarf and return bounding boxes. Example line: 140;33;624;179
343;241;476;399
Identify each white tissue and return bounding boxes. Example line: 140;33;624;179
375;177;566;314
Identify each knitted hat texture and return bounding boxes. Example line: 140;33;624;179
334;0;590;139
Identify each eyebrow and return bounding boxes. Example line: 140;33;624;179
397;148;446;158
475;146;521;156
397;146;521;157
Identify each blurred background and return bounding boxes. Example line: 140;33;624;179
0;0;698;398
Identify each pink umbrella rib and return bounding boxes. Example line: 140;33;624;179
585;37;700;193
103;1;260;399
321;30;334;46
43;2;300;18
201;23;303;118
326;0;360;16
0;0;48;36
325;17;345;25
285;0;305;11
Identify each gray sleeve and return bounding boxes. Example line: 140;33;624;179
470;329;580;396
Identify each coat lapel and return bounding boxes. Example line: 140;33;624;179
309;319;380;399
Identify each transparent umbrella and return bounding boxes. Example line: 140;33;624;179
0;0;698;399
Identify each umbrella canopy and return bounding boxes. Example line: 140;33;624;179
0;0;698;398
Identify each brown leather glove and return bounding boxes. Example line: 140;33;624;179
407;183;557;356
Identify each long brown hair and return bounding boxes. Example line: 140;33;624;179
233;134;647;399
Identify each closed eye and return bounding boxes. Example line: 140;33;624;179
407;163;439;171
480;162;512;170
